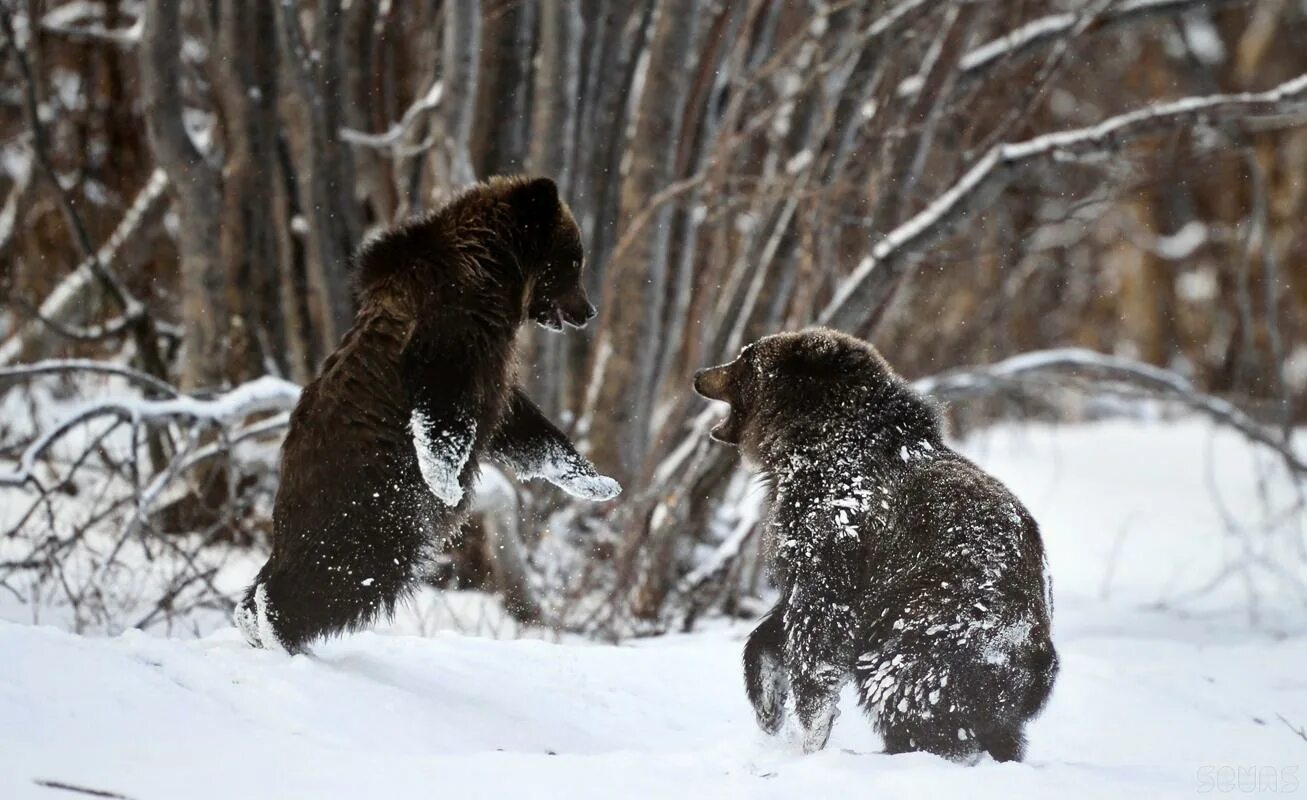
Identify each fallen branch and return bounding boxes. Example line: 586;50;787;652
32;779;132;800
914;347;1307;475
0;376;300;488
1277;713;1307;744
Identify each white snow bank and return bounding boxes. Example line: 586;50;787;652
0;618;1303;799
959;419;1307;633
1;420;1304;798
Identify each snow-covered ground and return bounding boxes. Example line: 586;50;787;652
3;420;1305;799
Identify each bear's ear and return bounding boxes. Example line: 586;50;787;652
507;177;560;227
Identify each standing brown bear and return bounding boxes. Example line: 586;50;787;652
236;176;619;653
694;329;1056;762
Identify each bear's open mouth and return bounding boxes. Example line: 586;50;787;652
709;409;743;445
533;292;595;331
533;306;566;331
558;306;591;329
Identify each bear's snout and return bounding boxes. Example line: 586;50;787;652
557;287;597;328
693;365;731;401
695;365;744;445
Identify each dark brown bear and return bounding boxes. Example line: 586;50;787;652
236;176;619;653
694;329;1056;762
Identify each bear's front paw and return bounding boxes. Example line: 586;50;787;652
411;409;474;507
558;472;621;501
426;472;464;506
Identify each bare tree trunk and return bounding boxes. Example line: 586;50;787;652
654;0;747;399
471;0;536;176
214;0;285;381
528;0;582;193
140;0;226;390
441;0;482;188
586;0;699;481
275;0;358;356
272;137;317;383
524;0;583;417
576;0;654;290
342;0;396;226
868;3;975;238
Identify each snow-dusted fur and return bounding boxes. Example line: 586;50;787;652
695;329;1057;762
236;177;619;653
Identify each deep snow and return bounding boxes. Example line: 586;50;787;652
2;420;1305;799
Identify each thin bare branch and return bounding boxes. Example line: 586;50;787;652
821;73;1307;332
341;78;443;149
0;359;179;398
897;0;1250;99
0;168;169;366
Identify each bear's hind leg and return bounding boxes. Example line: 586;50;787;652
233;586;264;648
235;571;313;654
237;538;418;653
976;723;1027;763
744;608;789;735
876;717;984;763
791;670;843;753
234;582;286;650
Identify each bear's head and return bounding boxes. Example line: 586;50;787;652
693;328;895;459
353;176;596;331
500;176;595;331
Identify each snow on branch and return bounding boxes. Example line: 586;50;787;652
863;0;933;41
0;364;299;633
914;347;1307;475
897;0;1248;98
40;3;142;47
80;375;300;426
820;73;1307;332
0;375;301;488
341;78;444;149
0;358;179;397
0;169;169;366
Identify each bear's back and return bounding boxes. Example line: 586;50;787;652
272;303;431;551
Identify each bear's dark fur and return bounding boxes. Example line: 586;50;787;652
236;176;619;653
694;329;1057;762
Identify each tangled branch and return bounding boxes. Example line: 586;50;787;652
915;348;1307;475
821;72;1307;332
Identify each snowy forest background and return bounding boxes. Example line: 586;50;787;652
2;0;1306;641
